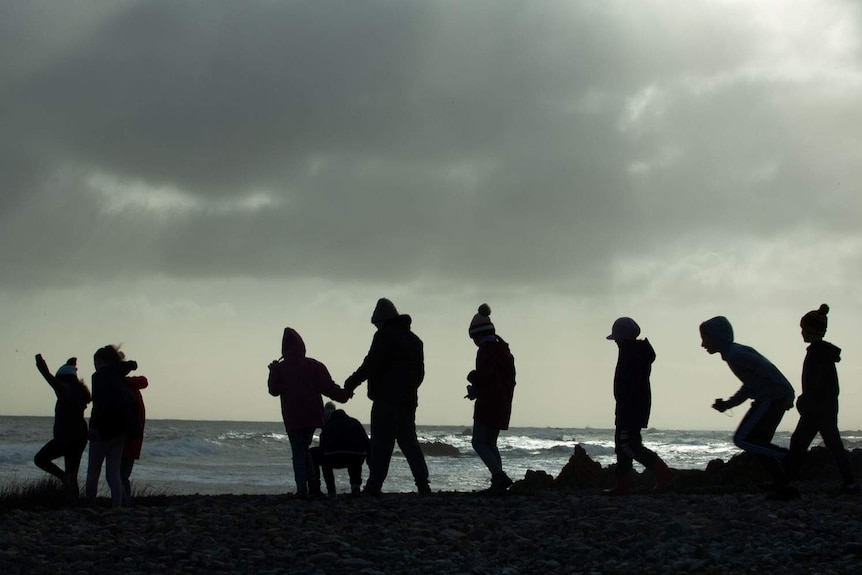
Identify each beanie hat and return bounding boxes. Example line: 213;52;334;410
468;303;495;338
55;357;78;379
323;401;337;423
801;304;829;337
371;298;399;325
606;317;640;340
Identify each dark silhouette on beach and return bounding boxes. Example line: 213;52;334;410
465;303;516;495
603;317;673;496
311;402;370;497
33;355;91;500
344;298;430;495
121;370;149;506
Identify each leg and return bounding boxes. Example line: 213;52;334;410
287;428;315;496
34;439;67;483
605;427;635;496
625;428;659;470
104;434;126;507
393;405;430;492
64;438;87;499
85;438;108;502
786;414;819;479
365;401;398;494
120;458;135;507
735;401;789;485
472;421;503;476
817;408;855;486
346;455;364;494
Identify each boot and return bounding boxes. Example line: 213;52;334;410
651;458;675;493
602;474;632;496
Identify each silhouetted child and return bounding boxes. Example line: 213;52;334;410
268;327;352;499
33;355;91;500
465;304;516;495
121;368;149;506
786;304;859;493
311;402;370;498
700;316;797;499
603;318;674;496
86;345;140;507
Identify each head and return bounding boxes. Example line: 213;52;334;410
371;298;399;328
281;327;307;359
93;345;123;369
468;303;495;345
800;303;829;343
55;357;79;383
606;317;640;342
699;316;734;355
323;401;337;423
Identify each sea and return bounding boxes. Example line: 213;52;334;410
2;416;860;496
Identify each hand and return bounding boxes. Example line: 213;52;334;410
35;354;46;367
128;360;138;371
466;370;478;384
344;374;360;392
268;360;280;370
712;399;727;413
465;385;477;400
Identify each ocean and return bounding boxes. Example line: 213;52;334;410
2;416;859;496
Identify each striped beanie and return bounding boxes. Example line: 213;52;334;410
468;303;495;338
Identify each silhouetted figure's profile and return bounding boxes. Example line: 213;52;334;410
602;317;674;496
33;355;91;500
311;402;370;498
700;316;797;499
121;368;149;507
268;327;352;499
786;304;859;493
86;345;140;507
465;304;516;495
344;298;430;495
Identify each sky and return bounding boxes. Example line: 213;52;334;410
2;0;861;432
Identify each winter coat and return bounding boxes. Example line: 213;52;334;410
797;340;841;416
467;336;516;430
35;361;91;443
346;315;425;408
123;376;149;459
90;361;139;441
319;410;370;457
268;328;352;431
613;339;655;428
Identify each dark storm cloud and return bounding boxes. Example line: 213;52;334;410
2;1;860;290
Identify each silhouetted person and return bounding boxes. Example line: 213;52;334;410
121;370;149;506
86;345;140;507
786;304;858;493
700;316;797;499
268;327;352;499
465;304;516;495
33;355;91;500
311;402;370;498
344;298;430;495
602;317;674;496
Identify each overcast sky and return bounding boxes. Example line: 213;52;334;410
2;0;861;432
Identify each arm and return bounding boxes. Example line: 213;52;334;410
316;362;353;403
34;354;61;391
345;331;387;392
127;375;149;390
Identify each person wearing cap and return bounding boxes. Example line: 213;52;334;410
268;327;353;500
344;298;430;496
33;354;92;500
465;303;517;495
603;318;673;496
786;305;859;494
700;316;797;499
311;402;371;498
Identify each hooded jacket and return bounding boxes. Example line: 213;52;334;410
319;409;370;457
467;336;516;430
90;361;139;440
345;315;425;408
701;316;795;409
613;338;655;428
797;340;841;415
268;328;352;431
123;375;149;459
35;358;91;443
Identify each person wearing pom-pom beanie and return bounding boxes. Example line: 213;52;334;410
786;304;859;493
465;304;516;495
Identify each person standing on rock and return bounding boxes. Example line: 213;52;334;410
700;316;798;499
344;298;431;496
464;304;517;495
786;304;859;494
33;354;92;500
268;327;353;500
602;317;674;496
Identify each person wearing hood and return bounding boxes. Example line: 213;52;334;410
311;402;370;498
33;354;92;500
786;305;858;494
465;304;517;495
603;318;674;496
344;298;430;496
268;327;352;499
700;316;797;498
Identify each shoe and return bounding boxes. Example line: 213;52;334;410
651;459;675;493
602;475;632;497
417;482;432;495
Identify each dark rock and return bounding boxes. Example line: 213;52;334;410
555;444;606;489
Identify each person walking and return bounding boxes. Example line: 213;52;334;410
603;317;674;496
464;304;516;495
344;298;430;496
268;327;352;499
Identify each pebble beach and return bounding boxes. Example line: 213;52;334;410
2;484;861;575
